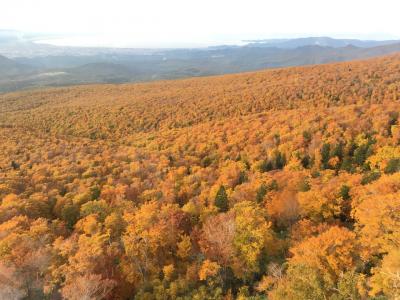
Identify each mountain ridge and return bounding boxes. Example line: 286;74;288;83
1;34;400;93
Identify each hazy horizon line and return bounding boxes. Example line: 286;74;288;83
2;29;400;49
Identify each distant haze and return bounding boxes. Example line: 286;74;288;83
35;34;399;49
2;0;400;48
34;35;249;49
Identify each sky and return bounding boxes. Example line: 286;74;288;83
2;0;400;48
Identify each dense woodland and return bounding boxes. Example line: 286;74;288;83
0;54;400;299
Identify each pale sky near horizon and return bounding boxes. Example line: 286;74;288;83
2;0;400;47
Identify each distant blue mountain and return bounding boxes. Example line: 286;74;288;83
245;37;400;49
1;32;400;93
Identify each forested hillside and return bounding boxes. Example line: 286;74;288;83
0;54;400;299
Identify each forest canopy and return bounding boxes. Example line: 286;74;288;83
0;54;400;299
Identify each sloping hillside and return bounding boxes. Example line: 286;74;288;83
0;54;33;78
0;54;399;299
2;54;400;137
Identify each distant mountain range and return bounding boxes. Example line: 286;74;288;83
1;30;400;93
245;36;400;48
0;55;33;77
